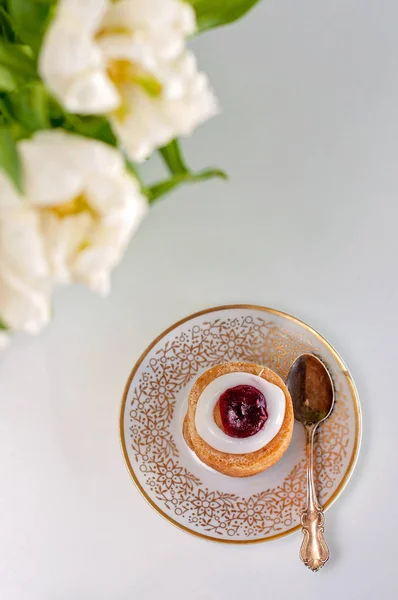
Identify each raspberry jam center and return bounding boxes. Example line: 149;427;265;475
219;385;268;438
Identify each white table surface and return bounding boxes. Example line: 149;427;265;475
1;1;397;598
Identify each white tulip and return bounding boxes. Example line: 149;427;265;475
109;51;218;162
0;205;52;334
39;0;218;162
0;130;147;335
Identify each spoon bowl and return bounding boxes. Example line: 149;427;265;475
287;353;335;426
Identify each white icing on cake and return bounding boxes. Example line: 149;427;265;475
194;372;286;455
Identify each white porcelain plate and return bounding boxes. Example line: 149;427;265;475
120;305;361;543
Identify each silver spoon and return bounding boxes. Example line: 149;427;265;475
287;353;335;571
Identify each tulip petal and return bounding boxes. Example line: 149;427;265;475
0;267;51;334
39;0;119;113
0;208;48;280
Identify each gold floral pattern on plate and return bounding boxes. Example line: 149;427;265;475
120;305;361;543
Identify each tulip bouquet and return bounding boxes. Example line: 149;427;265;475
0;0;258;348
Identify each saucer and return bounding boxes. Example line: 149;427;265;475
120;305;361;543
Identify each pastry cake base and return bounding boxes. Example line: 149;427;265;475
183;362;294;477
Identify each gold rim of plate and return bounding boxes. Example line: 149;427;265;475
119;304;362;544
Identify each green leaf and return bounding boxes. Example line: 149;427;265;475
8;0;56;54
147;168;227;203
0;40;37;78
0;64;18;91
159;139;188;175
46;94;65;126
188;0;260;32
0;95;13;123
5;82;50;131
0;6;16;42
0;126;23;192
63;114;117;146
29;83;49;127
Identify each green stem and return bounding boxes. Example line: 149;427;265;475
159;139;189;175
147;167;227;203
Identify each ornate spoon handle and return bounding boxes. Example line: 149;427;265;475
300;424;330;572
